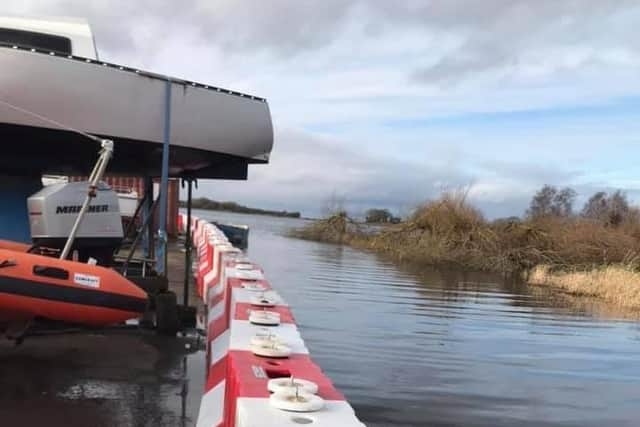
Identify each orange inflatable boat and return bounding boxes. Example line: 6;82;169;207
0;248;147;326
0;239;31;253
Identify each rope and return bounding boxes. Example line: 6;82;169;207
0;96;102;143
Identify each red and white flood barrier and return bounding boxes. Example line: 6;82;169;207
179;214;366;427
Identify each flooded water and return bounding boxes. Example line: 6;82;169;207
201;210;640;427
0;330;205;427
0;243;206;427
3;210;636;427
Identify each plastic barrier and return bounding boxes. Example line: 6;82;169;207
177;213;184;235
196;240;215;298
190;220;365;427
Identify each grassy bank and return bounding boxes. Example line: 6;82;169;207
290;192;640;311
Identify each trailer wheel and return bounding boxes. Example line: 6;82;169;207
177;305;197;329
156;291;179;336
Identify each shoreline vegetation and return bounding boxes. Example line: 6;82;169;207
527;265;640;311
290;187;640;311
181;198;301;218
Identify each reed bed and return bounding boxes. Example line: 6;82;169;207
527;265;640;310
293;193;640;271
291;191;640;311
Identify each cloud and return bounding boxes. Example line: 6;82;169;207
194;127;472;217
4;1;640;218
402;1;640;85
3;0;358;59
194;126;587;218
10;1;639;65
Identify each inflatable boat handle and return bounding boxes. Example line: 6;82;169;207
0;259;17;268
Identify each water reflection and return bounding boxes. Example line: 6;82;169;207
0;331;204;427
201;210;640;427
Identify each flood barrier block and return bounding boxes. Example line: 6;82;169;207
185;214;365;427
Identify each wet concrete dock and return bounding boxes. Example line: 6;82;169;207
0;240;205;427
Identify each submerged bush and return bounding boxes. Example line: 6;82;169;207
292;190;640;274
290;211;356;244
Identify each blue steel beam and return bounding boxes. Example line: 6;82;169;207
142;176;153;258
156;79;172;275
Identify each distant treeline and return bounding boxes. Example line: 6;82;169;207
181;198;301;218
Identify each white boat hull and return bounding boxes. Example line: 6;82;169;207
0;45;273;178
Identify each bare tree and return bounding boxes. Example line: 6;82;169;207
527;185;576;219
322;190;347;217
365;208;400;223
609;190;630;225
581;190;630;226
527;185;556;218
581;191;608;219
552;187;577;217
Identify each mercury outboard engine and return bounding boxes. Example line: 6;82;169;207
27;181;123;264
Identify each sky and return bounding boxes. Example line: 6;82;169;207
6;1;640;218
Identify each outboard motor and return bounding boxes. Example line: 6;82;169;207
27;181;123;264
